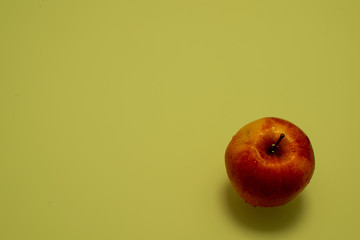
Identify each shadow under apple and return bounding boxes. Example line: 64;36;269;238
223;183;304;232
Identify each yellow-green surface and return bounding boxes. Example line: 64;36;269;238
1;1;359;239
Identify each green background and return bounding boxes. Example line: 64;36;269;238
1;1;359;239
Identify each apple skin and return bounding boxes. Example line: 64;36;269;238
225;117;315;207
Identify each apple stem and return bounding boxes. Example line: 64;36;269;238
270;133;285;154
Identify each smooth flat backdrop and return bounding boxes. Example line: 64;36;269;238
1;1;359;239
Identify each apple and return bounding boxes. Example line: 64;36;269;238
225;117;315;207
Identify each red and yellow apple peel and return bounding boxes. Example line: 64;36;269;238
225;117;315;207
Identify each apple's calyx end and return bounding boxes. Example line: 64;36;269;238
269;133;285;154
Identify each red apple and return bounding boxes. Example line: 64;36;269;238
225;117;315;207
